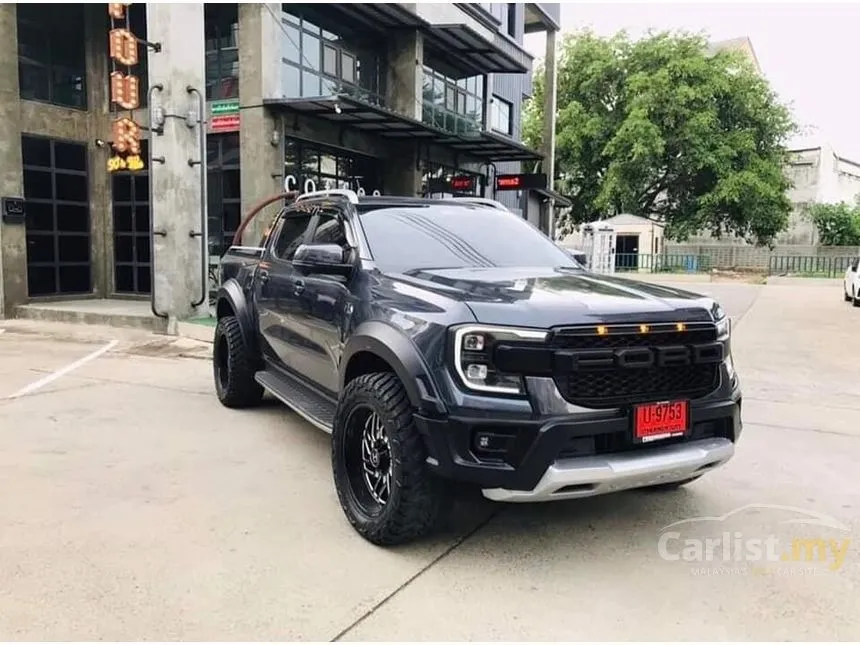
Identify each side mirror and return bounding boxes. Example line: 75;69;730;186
293;243;353;276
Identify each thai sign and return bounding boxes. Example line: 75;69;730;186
107;3;144;172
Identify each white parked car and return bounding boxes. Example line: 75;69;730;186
844;255;860;306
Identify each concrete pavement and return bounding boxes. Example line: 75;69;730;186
1;281;858;640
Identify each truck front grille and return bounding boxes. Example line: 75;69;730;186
550;324;722;408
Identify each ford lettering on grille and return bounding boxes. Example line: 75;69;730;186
561;342;724;371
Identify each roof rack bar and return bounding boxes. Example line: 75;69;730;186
294;188;359;205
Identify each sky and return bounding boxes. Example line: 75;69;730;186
523;1;860;160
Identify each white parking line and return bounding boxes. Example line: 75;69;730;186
7;340;119;399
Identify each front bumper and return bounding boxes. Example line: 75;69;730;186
414;388;742;502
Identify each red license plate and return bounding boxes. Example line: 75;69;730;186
633;400;689;443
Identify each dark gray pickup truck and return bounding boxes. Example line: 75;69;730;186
213;189;742;546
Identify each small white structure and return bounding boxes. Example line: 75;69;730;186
581;221;617;274
564;214;665;273
599;214;666;272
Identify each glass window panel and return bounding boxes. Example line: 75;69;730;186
58;235;89;263
341;53;355;84
323;45;337;76
23;170;53;200
114;235;134;263
56;204;89;233
58;265;90;293
137;266;151;293
136;235;150;263
135;205;150;233
133;174;149;202
26;234;55;263
223;169;240;199
114;205;133;232
26;201;53;231
283;62;300;97
301;71;320;97
27;266;56;295
18;62;49;102
283;24;300;63
115;265;134;293
112;175;132;202
223;202;241;233
302;33;320;70
55;173;88;203
22;136;51;167
54;142;86;172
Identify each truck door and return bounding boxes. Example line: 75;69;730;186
290;208;356;395
255;208;315;375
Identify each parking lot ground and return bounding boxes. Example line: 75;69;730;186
1;281;859;641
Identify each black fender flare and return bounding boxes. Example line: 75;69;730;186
340;321;447;416
216;278;260;360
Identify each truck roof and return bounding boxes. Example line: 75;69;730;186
292;189;510;214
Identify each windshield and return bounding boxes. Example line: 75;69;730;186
357;205;578;274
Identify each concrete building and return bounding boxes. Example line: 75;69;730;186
0;2;561;327
781;143;860;244
706;36;762;75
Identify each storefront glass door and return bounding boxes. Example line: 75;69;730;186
283;137;383;196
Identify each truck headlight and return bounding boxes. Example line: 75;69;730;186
452;325;547;395
714;305;731;341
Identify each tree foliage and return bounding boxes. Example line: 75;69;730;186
524;30;798;246
806;201;860;246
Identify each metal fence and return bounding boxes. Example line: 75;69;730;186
767;255;856;278
613;253;713;274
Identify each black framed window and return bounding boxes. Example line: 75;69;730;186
422;66;484;135
22;135;91;296
284;137;384;196
207;133;241;257
112;139;150;295
205;3;239;100
280;5;386;106
490;95;512;135
506;4;516;37
17;3;87;109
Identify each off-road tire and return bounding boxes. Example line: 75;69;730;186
332;372;452;546
642;474;703;492
213;314;264;408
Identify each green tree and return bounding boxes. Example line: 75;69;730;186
805;201;860;246
524;30;798;245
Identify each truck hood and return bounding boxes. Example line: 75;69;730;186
391;266;717;328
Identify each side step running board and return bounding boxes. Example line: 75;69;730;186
255;370;336;433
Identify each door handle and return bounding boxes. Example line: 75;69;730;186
294;279;305;295
258;270;269;285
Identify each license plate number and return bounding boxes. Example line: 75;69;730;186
634;400;689;443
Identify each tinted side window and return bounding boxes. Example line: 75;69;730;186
851;258;859;272
309;212;348;248
273;212;313;261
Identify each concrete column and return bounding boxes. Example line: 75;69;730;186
85;4;112;297
384;30;423;196
238;3;284;246
0;4;25;318
146;3;208;330
542;29;558;239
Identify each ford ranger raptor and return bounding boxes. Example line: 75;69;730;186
213;189;741;546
